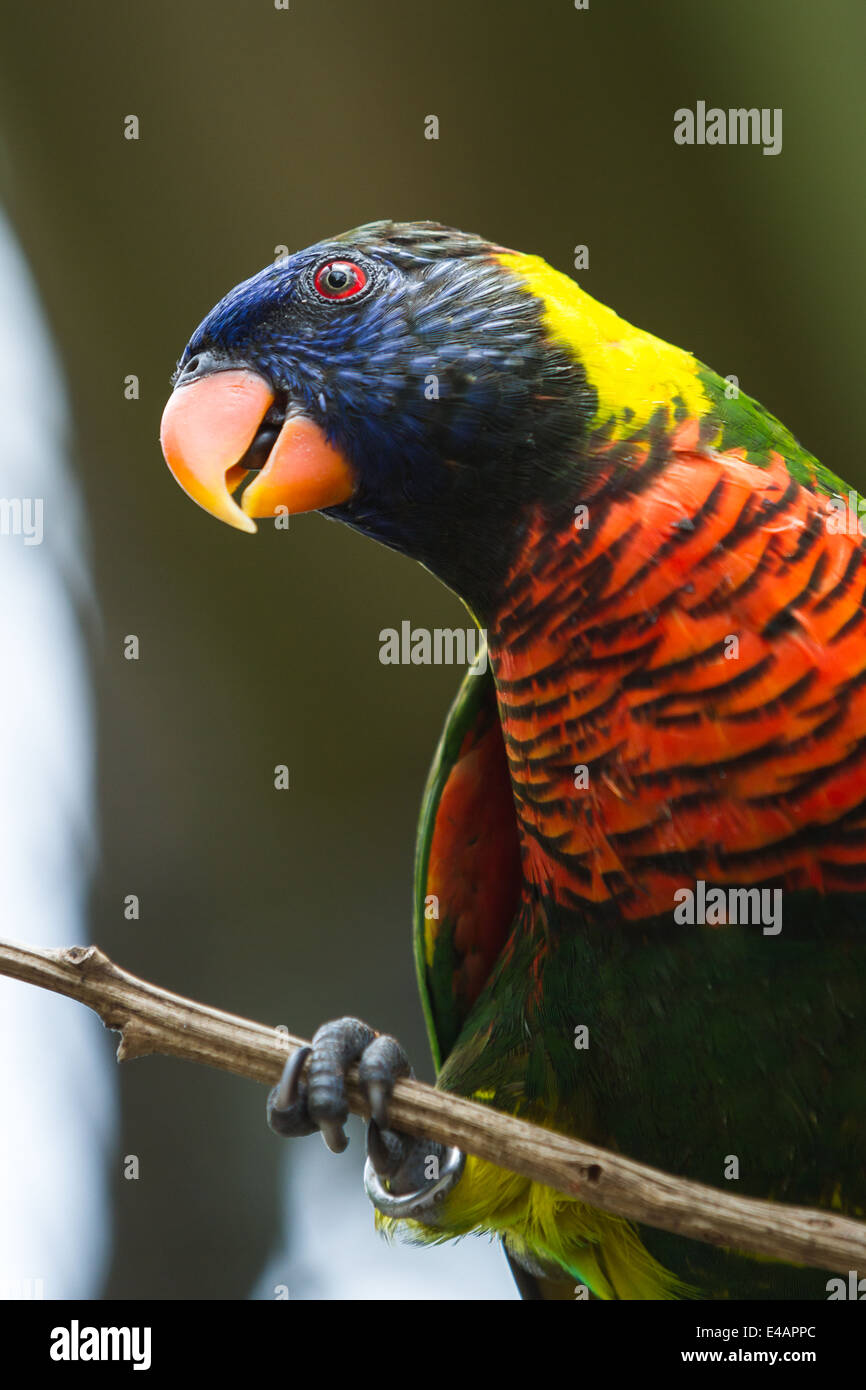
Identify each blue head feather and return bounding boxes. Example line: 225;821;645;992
175;222;586;611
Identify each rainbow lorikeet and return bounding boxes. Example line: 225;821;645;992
160;221;865;1300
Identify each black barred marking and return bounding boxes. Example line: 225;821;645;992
619;847;702;878
782;702;847;750
514;676;597;709
589;410;676;505
499;569;534;606
510;792;588;818
761;607;804;640
600;868;632;895
813;545;865;614
754;472;800;522
561;688;627;733
605;820;669;850
502;721;563;755
833;793;866;827
630;655;776;717
707;490;764;555
746;734;866;805
721;669;819;724
687;544;775;620
782;510;824;566
704;471;799;550
829;591;866;644
634;736;785;790
654;710;704;729
712;815;866;871
521;825;593;880
494;635;659;696
796;546;830;605
558;882;645;915
802;664;866;713
495;546;621;651
549;603;665;650
495;658;578;695
568;637;660;675
571;479;727;628
571;547;626;607
512;573;597;646
504;746;627;788
761;551;829;639
498;689;571;722
621;637;733;691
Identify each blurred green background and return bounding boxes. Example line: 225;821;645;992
1;0;863;1297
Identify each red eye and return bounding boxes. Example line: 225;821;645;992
313;260;367;300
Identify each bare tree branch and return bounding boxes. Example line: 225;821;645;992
1;935;863;1278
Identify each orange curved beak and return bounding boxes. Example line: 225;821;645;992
160;368;355;533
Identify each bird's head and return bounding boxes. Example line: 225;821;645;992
160;221;586;612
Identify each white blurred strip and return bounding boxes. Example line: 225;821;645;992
0;212;115;1299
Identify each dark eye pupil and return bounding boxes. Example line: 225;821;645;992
314;259;366;299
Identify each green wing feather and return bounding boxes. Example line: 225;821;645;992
413;652;520;1073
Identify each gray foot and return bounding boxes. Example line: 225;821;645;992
267;1016;464;1221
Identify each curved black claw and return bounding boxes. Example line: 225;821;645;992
267;1045;316;1138
366;1117;408;1181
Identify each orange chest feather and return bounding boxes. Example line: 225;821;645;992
489;439;866;917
